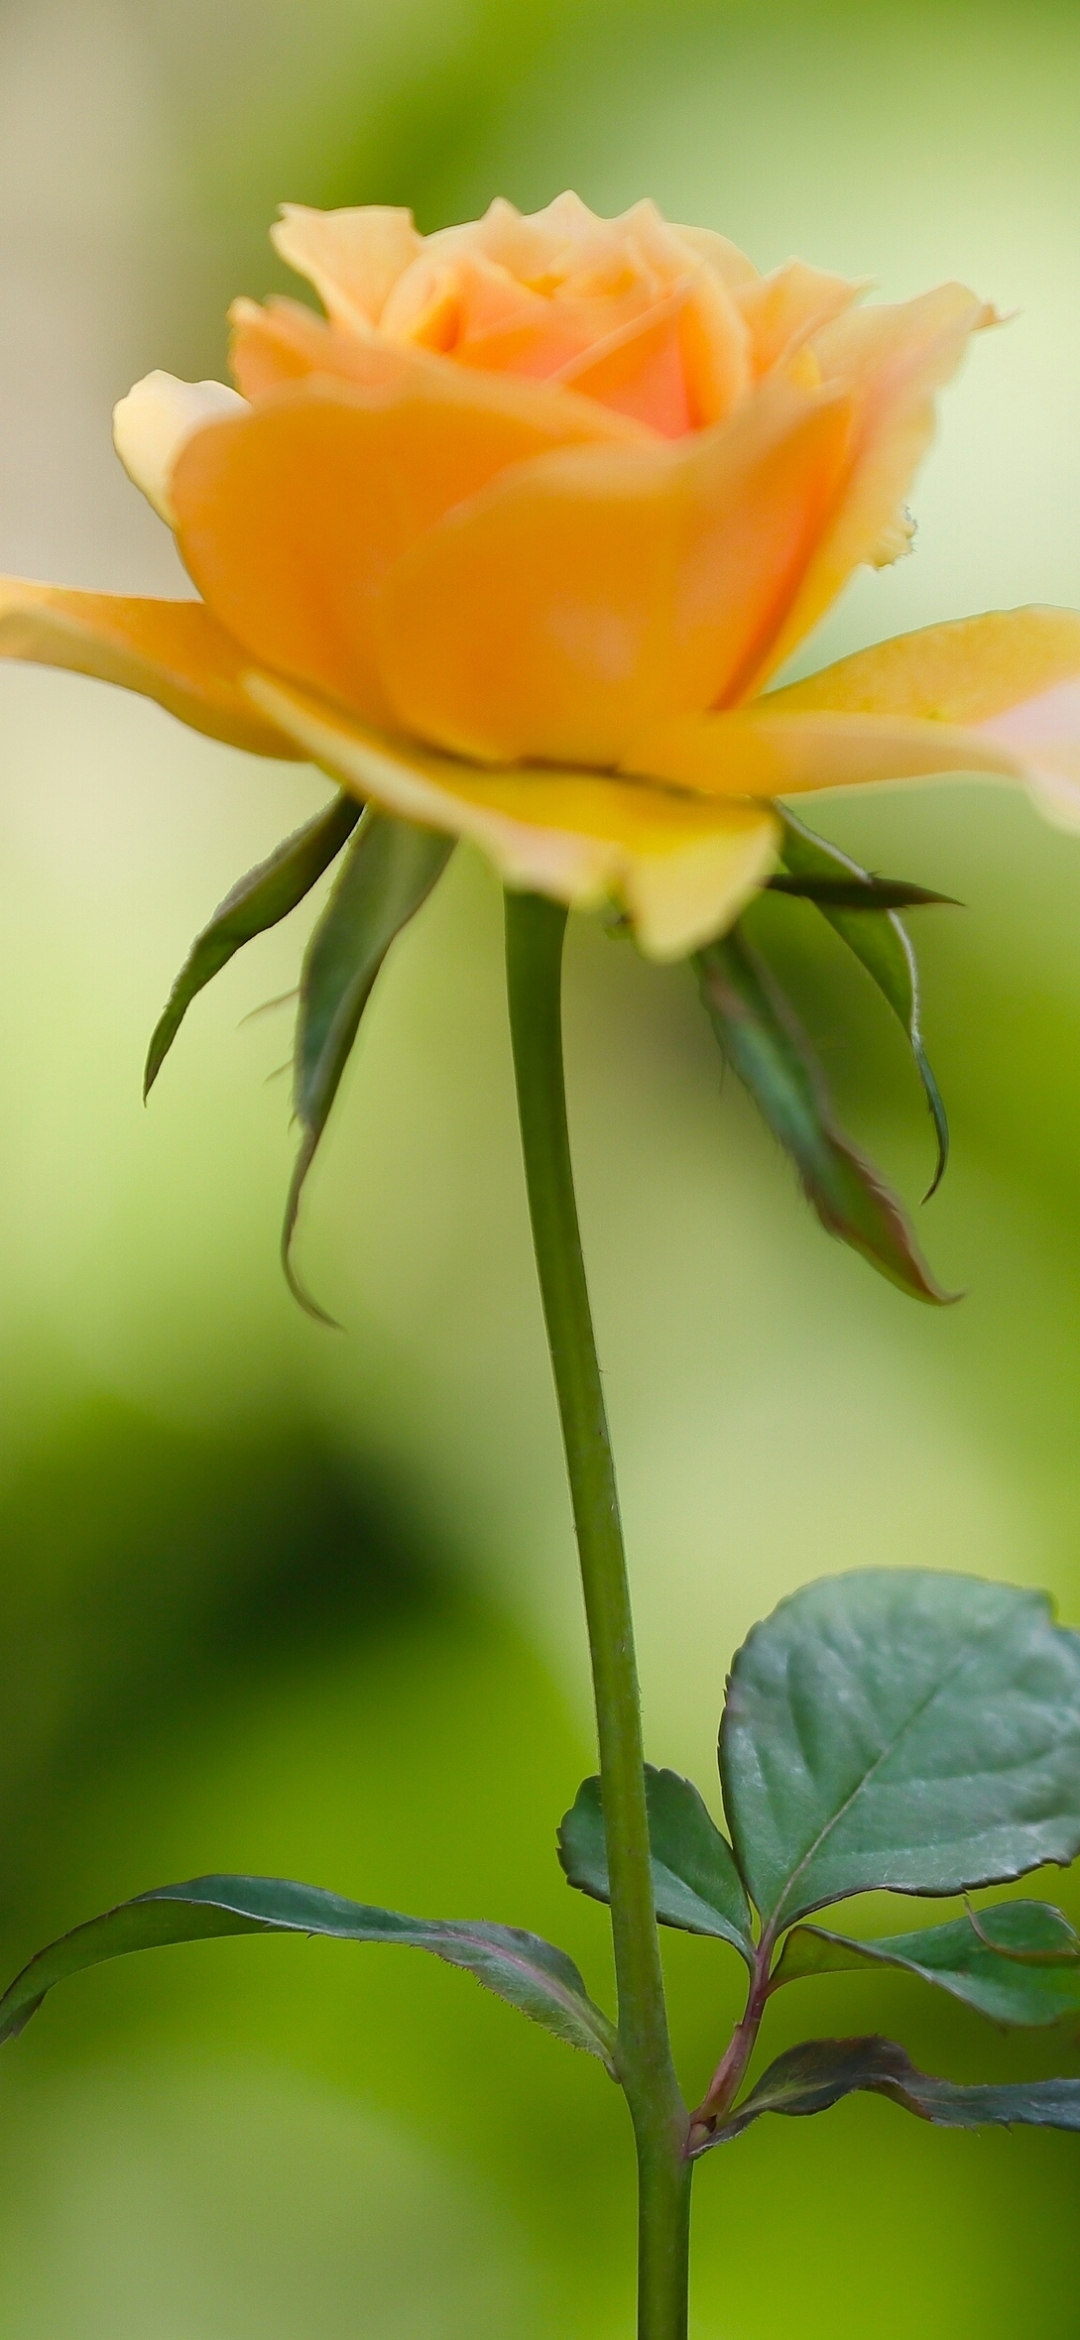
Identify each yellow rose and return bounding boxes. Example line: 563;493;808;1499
5;191;1080;957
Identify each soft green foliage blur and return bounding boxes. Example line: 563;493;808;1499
3;1;1080;2331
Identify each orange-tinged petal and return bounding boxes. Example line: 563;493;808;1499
271;203;422;331
739;283;994;692
381;243;733;436
284;195;752;438
558;272;750;436
228;294;656;442
229;291;476;398
171;371;651;731
229;296;367;396
677;270;754;428
375;378;853;767
0;578;302;757
245;672;779;958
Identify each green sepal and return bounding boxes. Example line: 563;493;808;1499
285;813;453;1319
720;1570;1080;1932
696;925;949;1303
768;875;954;911
0;1874;617;2076
697;2035;1080;2149
144;790;361;1096
558;1766;754;1964
774;1901;1080;2028
779;809;950;1197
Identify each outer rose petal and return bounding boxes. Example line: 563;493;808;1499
271;204;423;332
739;284;994;693
244;672;779;960
172;372;650;730
623;705;1023;797
113;372;246;525
767;606;1080;723
625;606;1080;807
0;579;301;757
375;379;854;766
766;605;1080;822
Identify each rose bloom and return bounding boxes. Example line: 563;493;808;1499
5;190;1080;957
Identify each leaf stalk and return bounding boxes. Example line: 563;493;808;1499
690;1934;776;2141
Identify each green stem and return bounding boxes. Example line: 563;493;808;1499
504;890;691;2340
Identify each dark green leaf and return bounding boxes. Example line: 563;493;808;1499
774;1901;1080;2027
145;791;361;1096
0;1874;617;2074
768;876;954;910
696;926;949;1303
779;810;950;1197
558;1767;754;1963
285;812;453;1318
699;2035;1080;2148
720;1570;1080;1931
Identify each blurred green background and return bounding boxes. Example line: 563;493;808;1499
3;0;1080;2332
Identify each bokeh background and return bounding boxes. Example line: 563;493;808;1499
2;0;1080;2332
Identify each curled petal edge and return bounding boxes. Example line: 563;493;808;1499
113;372;247;527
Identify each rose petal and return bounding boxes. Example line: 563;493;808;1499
228;294;657;440
558;272;750;436
767;606;1080;822
741;283;994;690
735;260;866;376
625;704;1022;798
172;370;650;729
669;223;759;292
244;671;779;958
374;377;852;765
113;372;246;526
768;605;1080;723
286;196;752;439
978;679;1080;823
0;578;301;757
426;190;602;272
271;203;423;331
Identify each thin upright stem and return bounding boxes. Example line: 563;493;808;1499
504;890;691;2340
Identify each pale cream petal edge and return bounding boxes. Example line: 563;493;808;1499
977;678;1080;827
113;372;248;525
245;673;779;958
